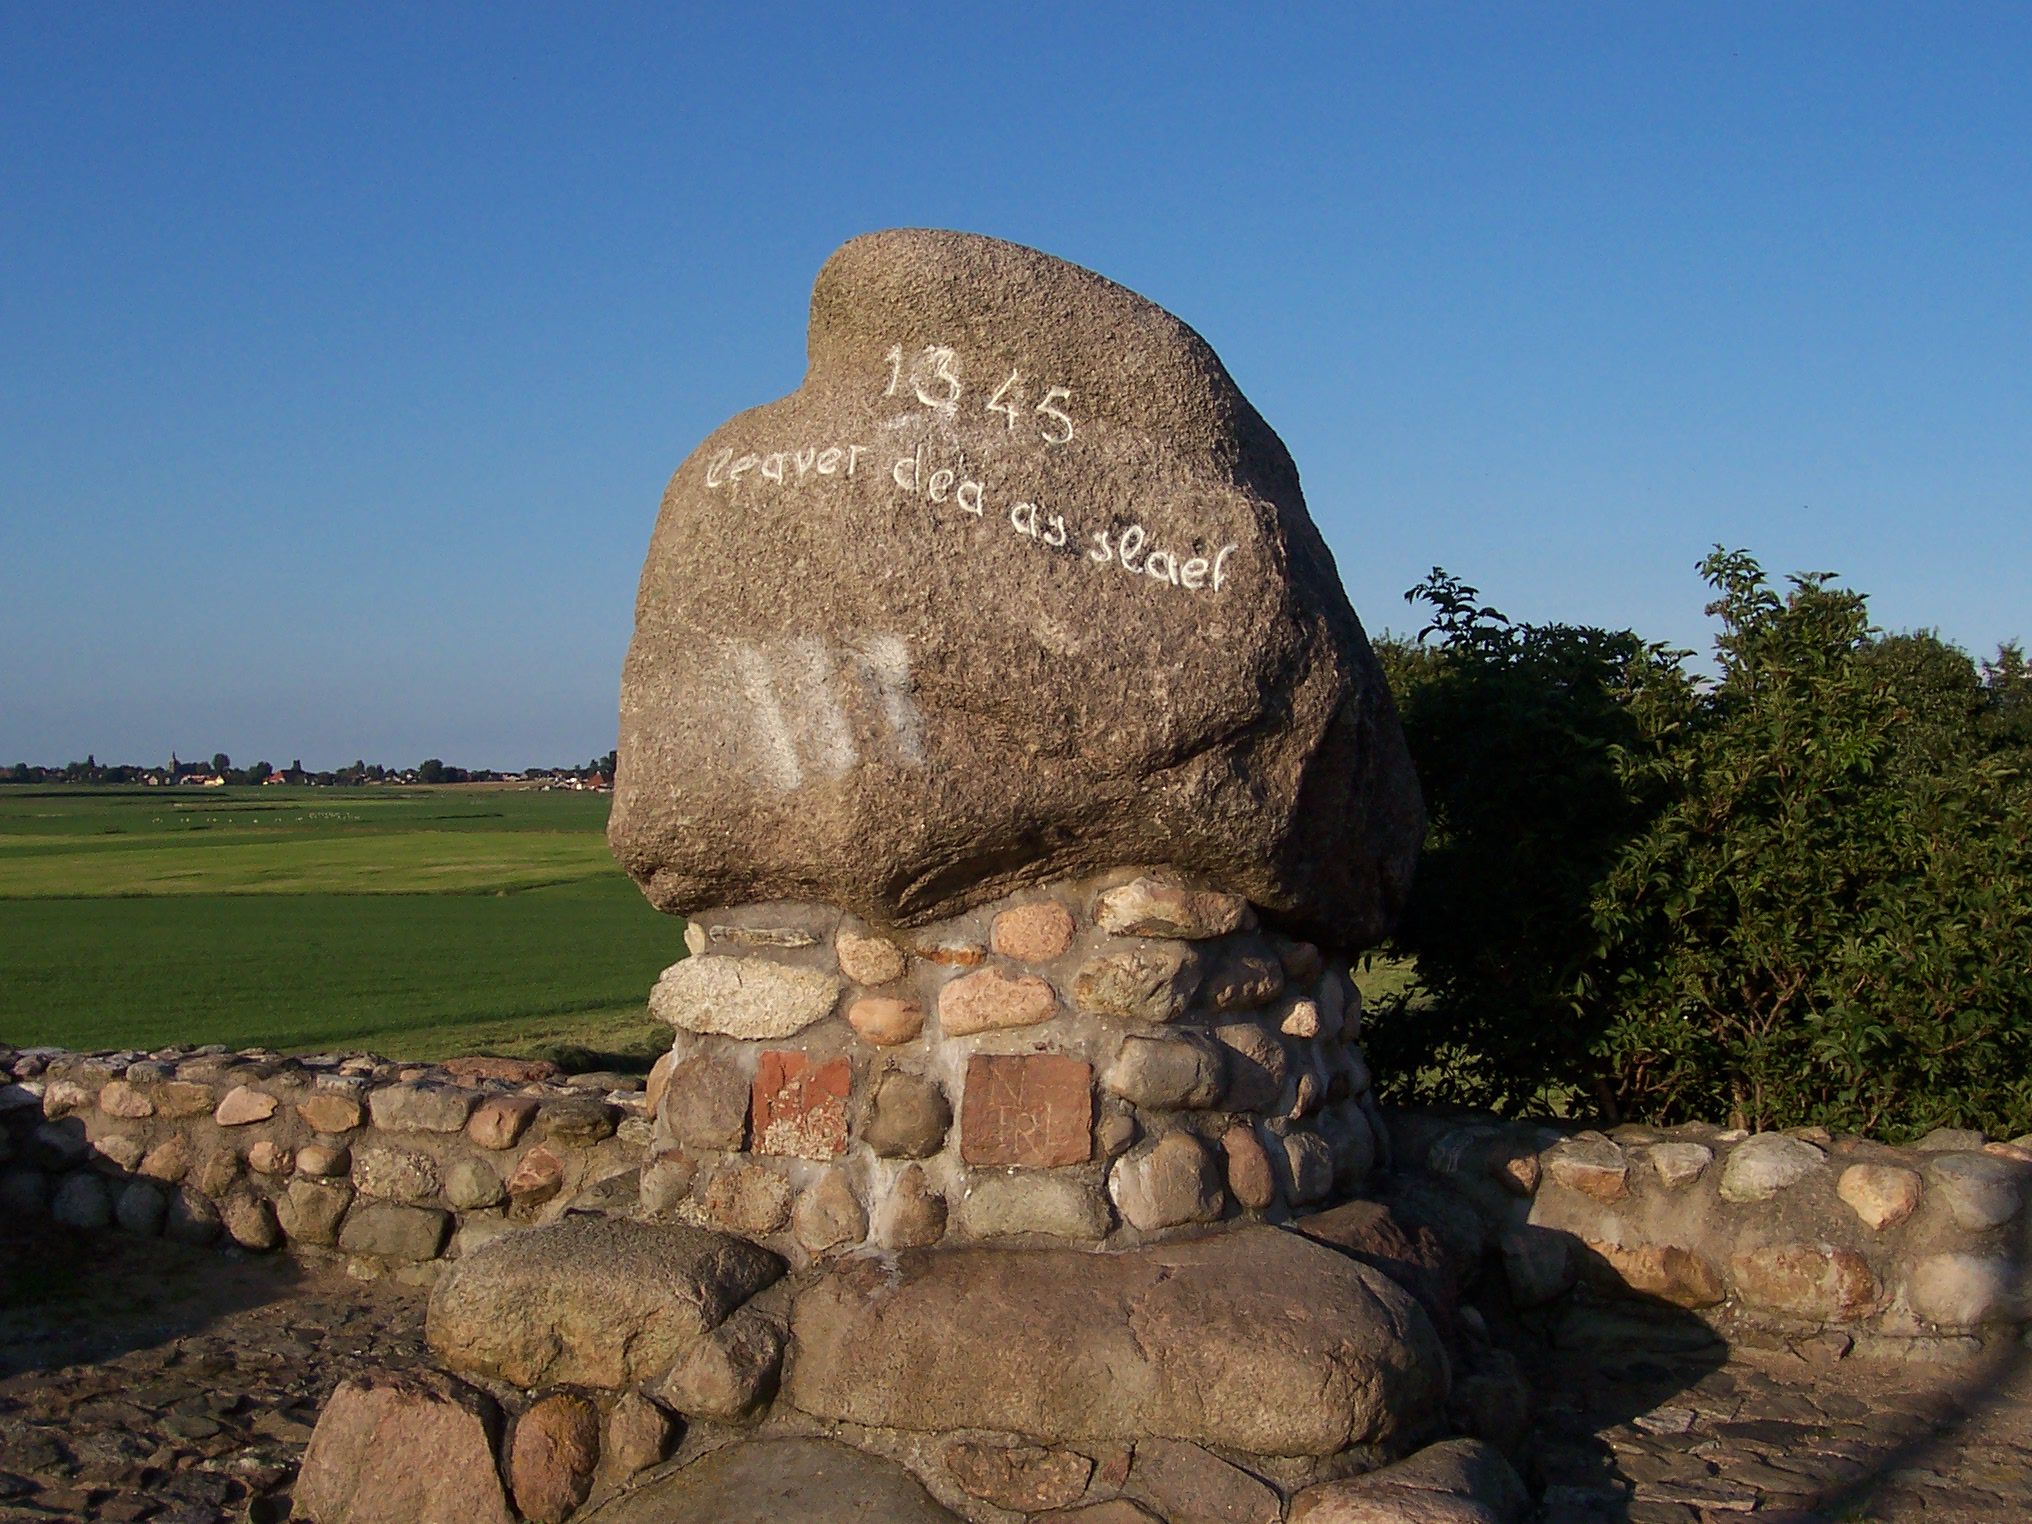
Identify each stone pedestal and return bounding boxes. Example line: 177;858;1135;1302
638;872;1382;1261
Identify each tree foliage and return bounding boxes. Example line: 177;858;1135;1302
1368;549;2032;1140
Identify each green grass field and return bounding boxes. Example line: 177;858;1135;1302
0;786;681;1066
1;784;1423;1068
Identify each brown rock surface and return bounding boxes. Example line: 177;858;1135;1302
1199;944;1287;1013
337;1201;449;1262
1729;1241;1883;1321
957;1171;1111;1239
651;956;841;1041
847;994;926;1045
862;1068;952;1158
644;1047;678;1116
1073;942;1204;1023
99;1079;154;1118
1222;1123;1277;1209
214;1085;278;1126
292;1367;513;1524
1290;1483;1504;1524
1926;1151;2025;1230
991;901;1078;961
351;1143;440;1204
600;1389;677;1486
1838;1161;1923;1230
1212;1023;1290;1111
703;1162;795;1236
510;1391;601;1523
1544;1134;1629;1203
505;1144;567;1205
875;1162;949;1247
944;1437;1093;1511
654;1307;786;1422
442;1055;561;1084
1095;879;1249;940
661;1051;751;1152
938;966;1059;1035
15;1207;2032;1524
220;1190;281;1250
792;1166;868;1252
138;1133;190;1182
1127;1437;1282;1524
609;229;1421;945
1103;1032;1226;1110
153;1079;216;1117
837;928;909;985
296;1141;349;1177
467;1094;538;1150
426;1216;783;1389
1109;1131;1226;1230
578;1436;960;1523
1582;1241;1727;1310
278;1178;353;1245
785;1223;1447;1455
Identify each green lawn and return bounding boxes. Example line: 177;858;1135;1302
0;784;1427;1068
0;786;681;1066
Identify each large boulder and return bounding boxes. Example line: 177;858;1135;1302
610;228;1421;945
426;1216;784;1388
784;1222;1447;1457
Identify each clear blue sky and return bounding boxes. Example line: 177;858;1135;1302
3;4;2026;770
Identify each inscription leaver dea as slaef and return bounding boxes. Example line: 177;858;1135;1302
700;342;1241;596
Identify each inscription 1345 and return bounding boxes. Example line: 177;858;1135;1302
883;343;1075;446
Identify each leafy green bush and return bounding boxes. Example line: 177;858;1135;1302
1368;549;2032;1141
1366;572;1693;1115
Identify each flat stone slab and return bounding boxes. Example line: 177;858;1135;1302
650;956;842;1041
582;1437;959;1523
785;1223;1447;1457
426;1216;784;1389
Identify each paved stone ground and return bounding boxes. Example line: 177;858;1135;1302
0;1219;425;1523
3;1219;2030;1522
1516;1306;2032;1522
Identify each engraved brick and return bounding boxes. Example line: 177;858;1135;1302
960;1054;1092;1168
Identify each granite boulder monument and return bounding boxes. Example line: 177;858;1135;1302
294;231;1489;1524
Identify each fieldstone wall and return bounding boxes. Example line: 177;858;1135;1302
308;1207;1484;1524
0;1044;651;1283
639;871;1384;1262
1391;1111;2032;1354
